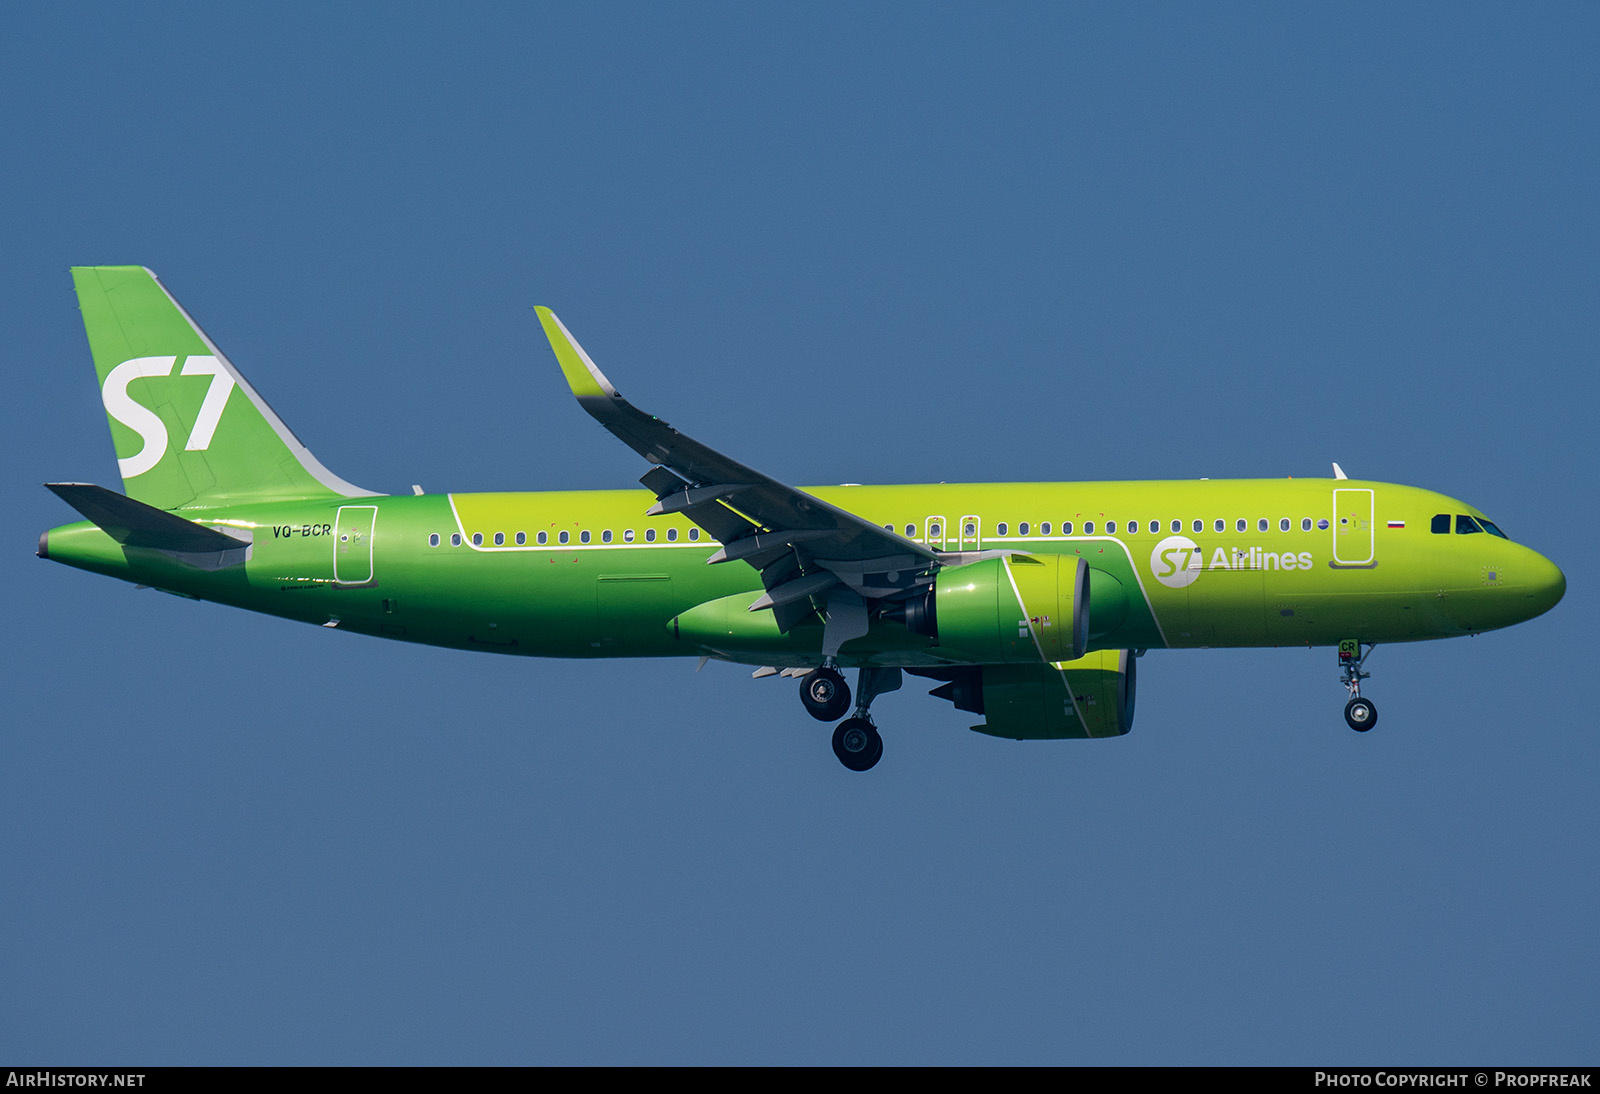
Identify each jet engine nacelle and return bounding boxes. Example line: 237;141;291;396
911;554;1089;664
970;650;1138;739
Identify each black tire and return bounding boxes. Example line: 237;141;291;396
1344;696;1378;732
800;667;851;722
832;717;883;771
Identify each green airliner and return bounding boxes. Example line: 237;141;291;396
41;267;1566;770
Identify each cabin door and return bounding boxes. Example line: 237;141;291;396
1331;488;1374;566
334;505;378;585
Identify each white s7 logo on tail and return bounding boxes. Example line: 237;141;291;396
102;355;235;477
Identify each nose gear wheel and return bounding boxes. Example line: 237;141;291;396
1337;640;1378;732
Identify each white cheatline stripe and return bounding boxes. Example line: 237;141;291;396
1057;535;1170;649
1052;661;1094;738
1000;556;1048;661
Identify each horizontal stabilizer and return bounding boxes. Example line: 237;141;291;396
46;483;252;565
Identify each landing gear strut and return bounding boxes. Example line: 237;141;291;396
1338;639;1378;732
796;595;904;770
828;667;901;772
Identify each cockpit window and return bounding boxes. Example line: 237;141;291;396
1436;512;1507;538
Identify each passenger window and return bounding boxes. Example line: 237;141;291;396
451;533;462;546
997;523;1008;536
537;531;547;545
1235;519;1247;533
1214;519;1225;533
580;530;591;543
928;523;941;540
624;529;635;543
1126;520;1137;534
1193;519;1203;533
1432;514;1451;534
429;533;440;547
1279;518;1290;532
1301;518;1312;532
645;529;656;542
1019;522;1030;536
1456;514;1483;535
558;530;569;544
689;528;700;541
1173;520;1182;533
602;529;613;543
472;533;483;546
667;528;678;542
1083;521;1095;534
964;521;977;536
1106;521;1116;534
1256;518;1268;532
1040;521;1051;535
1062;521;1073;535
494;532;505;546
905;524;915;537
516;531;526;545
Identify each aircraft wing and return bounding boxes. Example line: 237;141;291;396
537;308;940;630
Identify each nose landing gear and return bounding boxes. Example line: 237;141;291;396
1339;639;1378;732
1344;696;1377;732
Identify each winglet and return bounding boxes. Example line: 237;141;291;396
1332;462;1348;480
536;307;620;401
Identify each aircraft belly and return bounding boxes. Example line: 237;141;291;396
1265;592;1439;645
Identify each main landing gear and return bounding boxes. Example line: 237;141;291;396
800;664;901;771
799;666;851;722
1338;639;1378;732
832;718;882;772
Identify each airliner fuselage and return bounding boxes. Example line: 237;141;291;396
41;267;1565;769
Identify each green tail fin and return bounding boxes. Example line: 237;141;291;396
71;266;376;510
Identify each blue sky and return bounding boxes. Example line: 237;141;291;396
5;2;1596;1064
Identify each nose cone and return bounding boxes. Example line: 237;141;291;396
1523;549;1566;621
